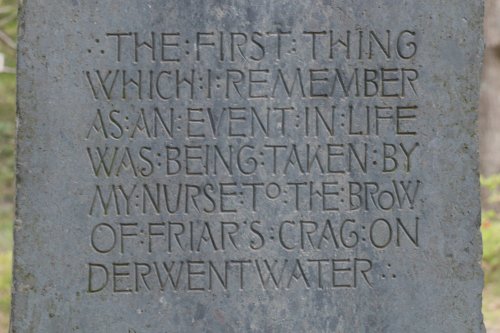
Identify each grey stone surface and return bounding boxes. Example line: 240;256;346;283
12;1;484;332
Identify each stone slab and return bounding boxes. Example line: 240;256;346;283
12;1;484;332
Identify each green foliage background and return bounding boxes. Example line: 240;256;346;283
0;1;498;332
0;0;16;331
481;175;500;329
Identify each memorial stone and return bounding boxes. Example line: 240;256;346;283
12;1;485;332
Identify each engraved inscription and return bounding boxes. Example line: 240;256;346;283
83;29;423;293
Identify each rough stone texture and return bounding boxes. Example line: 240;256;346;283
13;1;484;332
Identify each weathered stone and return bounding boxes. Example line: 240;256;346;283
12;1;484;332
